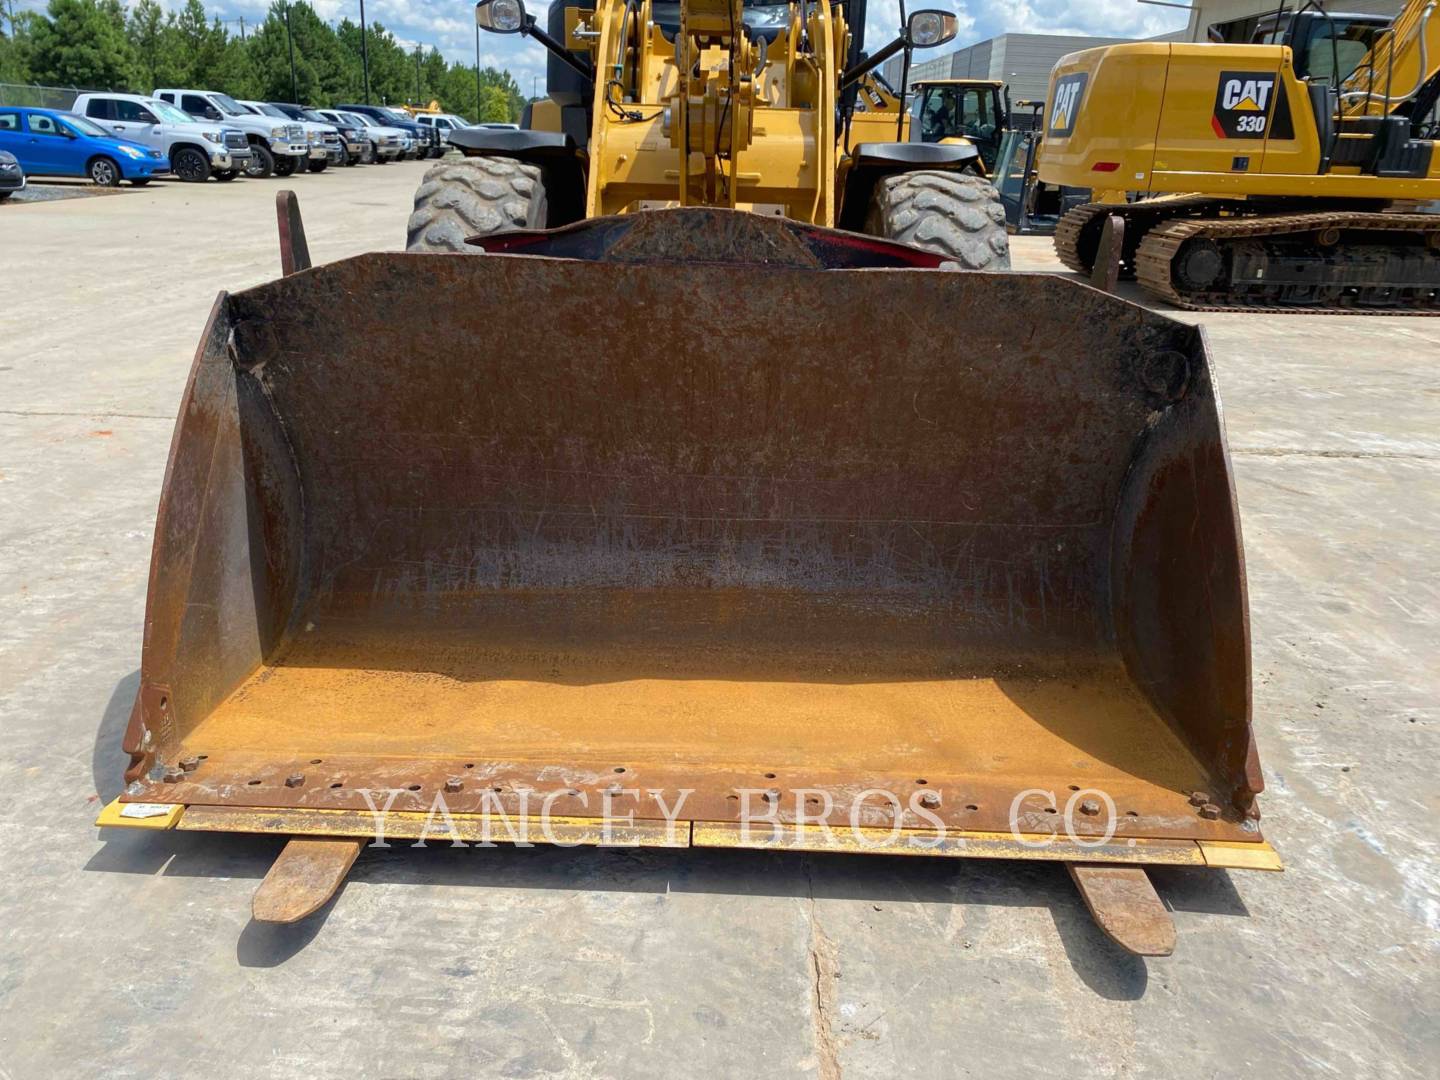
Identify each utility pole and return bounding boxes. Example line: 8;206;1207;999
359;0;371;103
475;24;482;121
414;43;422;104
239;16;246;42
285;2;298;102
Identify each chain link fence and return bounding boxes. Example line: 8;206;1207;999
0;83;113;109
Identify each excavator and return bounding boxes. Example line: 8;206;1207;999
97;0;1279;956
1040;0;1440;312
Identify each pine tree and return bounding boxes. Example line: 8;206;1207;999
126;0;179;92
27;0;136;89
171;0;224;87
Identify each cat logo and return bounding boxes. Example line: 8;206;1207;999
1047;73;1088;138
1212;70;1278;139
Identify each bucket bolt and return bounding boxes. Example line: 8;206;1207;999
1198;803;1222;820
285;773;305;788
1079;799;1101;816
161;766;185;783
919;791;941;809
1188;790;1210;807
445;777;463;794
179;755;201;772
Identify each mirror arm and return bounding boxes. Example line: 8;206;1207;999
522;14;596;84
894;38;913;139
839;34;906;91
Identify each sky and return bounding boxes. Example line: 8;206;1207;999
10;0;1191;98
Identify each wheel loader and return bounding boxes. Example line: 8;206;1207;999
1040;0;1440;312
906;79;1091;233
97;0;1279;955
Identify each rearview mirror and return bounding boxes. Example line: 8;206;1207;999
476;0;526;33
907;9;958;49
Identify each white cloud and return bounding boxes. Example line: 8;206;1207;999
9;0;1184;101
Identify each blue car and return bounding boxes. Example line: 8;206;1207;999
0;106;165;187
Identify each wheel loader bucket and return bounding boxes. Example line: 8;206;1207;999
112;209;1269;882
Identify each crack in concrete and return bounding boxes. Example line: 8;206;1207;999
803;857;843;1080
1231;446;1438;461
0;409;176;420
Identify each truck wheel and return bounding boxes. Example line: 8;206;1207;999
864;171;1010;270
362;143;376;164
406;158;547;253
87;156;121;186
244;144;274;179
213;170;239;182
172;147;211;183
307;158;328;174
273;155;297;178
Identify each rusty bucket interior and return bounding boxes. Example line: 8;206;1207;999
121;249;1263;845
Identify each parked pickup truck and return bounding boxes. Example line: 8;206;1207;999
74;93;250;182
315;109;408;163
336;104;436;159
240;100;342;172
153;88;308;178
300;108;369;165
413;112;472;148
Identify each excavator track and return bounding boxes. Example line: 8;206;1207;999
1054;196;1225;277
1136;211;1440;315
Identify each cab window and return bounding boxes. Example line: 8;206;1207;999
27;112;64;136
1300;18;1381;84
115;100;157;123
181;94;213;118
84;98;115;120
919;87;994;142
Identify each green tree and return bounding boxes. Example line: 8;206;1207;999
420;46;446;105
126;0;181;92
27;0;135;89
249;1;355;104
170;0;225;87
211;32;259;99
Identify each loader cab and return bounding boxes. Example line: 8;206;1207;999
909;80;1007;172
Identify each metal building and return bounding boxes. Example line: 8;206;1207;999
883;33;1133;101
1181;0;1402;40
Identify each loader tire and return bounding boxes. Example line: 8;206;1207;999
865;171;1010;270
406;158;547;253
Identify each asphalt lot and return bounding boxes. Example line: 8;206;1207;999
1;162;1437;1079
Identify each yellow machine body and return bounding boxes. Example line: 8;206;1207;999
1039;41;1440;201
1040;1;1440;312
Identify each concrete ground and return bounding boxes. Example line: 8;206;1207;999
0;163;1436;1080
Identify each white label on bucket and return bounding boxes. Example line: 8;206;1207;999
120;802;175;819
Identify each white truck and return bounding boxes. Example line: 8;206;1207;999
153;88;308;178
72;92;251;182
313;109;410;163
239;101;342;173
413;112;472;148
